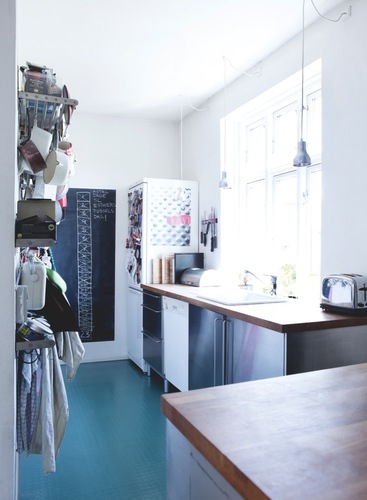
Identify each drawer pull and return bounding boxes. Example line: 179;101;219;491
142;330;162;343
142;304;161;313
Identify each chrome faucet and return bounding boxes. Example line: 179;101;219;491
244;270;277;296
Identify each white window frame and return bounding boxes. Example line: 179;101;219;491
220;60;322;299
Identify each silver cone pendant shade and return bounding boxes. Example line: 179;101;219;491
219;171;230;189
293;139;311;167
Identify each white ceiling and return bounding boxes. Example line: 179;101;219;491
17;0;345;121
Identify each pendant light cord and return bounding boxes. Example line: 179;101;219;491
180;95;183;180
300;0;306;140
223;55;260;78
188;102;208;112
223;55;227;171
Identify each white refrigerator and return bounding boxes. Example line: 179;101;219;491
126;178;198;371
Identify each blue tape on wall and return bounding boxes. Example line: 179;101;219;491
52;188;116;342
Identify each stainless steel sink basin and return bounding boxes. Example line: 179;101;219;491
197;288;288;305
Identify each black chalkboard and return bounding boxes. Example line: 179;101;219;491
51;188;116;342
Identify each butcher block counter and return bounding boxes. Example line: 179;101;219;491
161;363;367;499
141;283;367;333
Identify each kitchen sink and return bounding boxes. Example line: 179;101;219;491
197;288;288;305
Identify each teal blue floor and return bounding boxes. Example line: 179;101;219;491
19;360;167;500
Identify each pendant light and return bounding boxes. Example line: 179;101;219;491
293;0;311;167
219;56;231;188
219;171;229;189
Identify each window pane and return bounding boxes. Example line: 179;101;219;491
223;61;322;299
307;90;322;156
272;103;298;166
244;180;266;268
246;120;266;176
272;173;297;296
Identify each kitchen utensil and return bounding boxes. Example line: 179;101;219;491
30;124;52;159
18;139;47;174
210;207;216;252
201;211;206;245
204;221;210;247
57;140;75;178
213;208;217;249
210;212;214;252
43;150;69;185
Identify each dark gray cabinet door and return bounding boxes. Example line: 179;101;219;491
189;305;224;389
142;291;163;375
226;317;285;384
286;325;367;375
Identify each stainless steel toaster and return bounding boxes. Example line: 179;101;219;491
320;274;367;315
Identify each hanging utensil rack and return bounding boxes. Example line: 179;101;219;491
18;91;78;140
200;207;218;251
16;337;55;351
18;91;78;107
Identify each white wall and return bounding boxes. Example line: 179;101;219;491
0;1;17;498
321;0;367;275
67;113;178;361
183;98;222;271
183;0;367;282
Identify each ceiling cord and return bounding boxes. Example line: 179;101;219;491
182;55;261;115
187;102;208;112
223;55;261;78
310;0;349;22
182;1;347;121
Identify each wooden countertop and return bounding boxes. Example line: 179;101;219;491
141;283;367;333
161;363;367;499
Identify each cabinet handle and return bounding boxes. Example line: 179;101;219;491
213;317;222;386
144;292;161;299
142;305;161;313
222;319;228;385
142;330;161;343
225;319;233;385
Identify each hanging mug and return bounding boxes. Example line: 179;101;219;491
43;150;69;186
18;140;47;175
57;140;75;179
